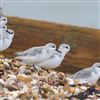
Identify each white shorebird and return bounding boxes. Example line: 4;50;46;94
0;28;14;51
33;44;70;71
14;43;56;65
69;63;100;85
0;17;8;27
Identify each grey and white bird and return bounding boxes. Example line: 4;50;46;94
0;25;7;50
0;17;8;27
69;63;100;85
33;44;70;71
0;28;14;51
14;43;56;66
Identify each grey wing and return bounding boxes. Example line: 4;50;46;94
70;68;92;79
14;46;43;56
47;51;58;59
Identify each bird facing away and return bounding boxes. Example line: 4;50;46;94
0;28;14;51
33;44;70;71
0;17;8;27
14;43;56;65
69;63;100;85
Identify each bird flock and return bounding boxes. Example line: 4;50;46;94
0;16;100;85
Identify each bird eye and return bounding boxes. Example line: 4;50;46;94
65;46;69;49
6;30;8;32
3;26;6;28
52;45;55;48
3;19;6;21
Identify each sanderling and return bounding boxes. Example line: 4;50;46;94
33;44;70;71
69;63;100;85
0;28;14;51
14;43;56;66
0;17;8;27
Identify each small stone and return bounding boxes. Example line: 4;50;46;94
74;87;81;95
3;62;11;70
17;75;32;83
4;84;19;91
68;87;75;94
66;77;75;85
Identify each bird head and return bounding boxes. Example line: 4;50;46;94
0;25;7;35
0;17;8;24
45;43;56;51
58;44;70;55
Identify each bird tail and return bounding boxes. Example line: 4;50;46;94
14;56;22;61
13;51;23;56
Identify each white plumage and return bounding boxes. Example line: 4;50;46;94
14;43;56;65
0;28;14;51
34;44;70;70
69;63;100;84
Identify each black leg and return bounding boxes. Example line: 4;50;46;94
32;65;38;71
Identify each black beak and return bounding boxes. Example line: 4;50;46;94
6;29;13;35
6;29;9;33
57;50;61;53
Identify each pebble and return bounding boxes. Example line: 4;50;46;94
0;58;99;100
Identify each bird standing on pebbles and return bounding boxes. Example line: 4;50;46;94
33;44;71;71
14;43;56;67
69;63;100;85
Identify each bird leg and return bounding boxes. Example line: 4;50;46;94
33;64;43;73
